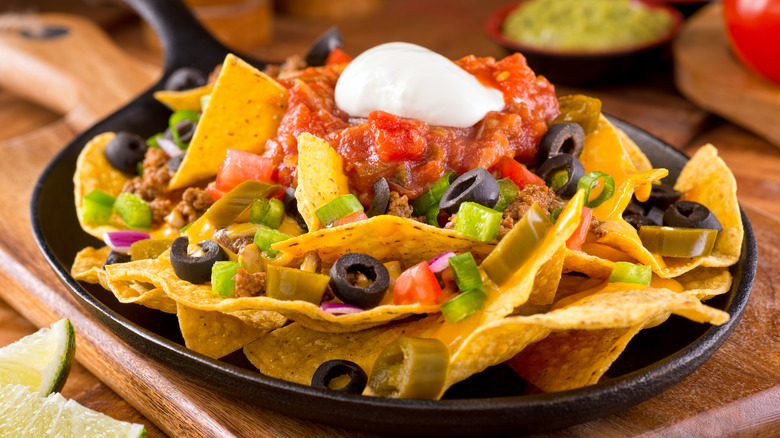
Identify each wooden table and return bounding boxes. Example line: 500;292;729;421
1;1;778;436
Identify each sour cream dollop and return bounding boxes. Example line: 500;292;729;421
334;42;505;128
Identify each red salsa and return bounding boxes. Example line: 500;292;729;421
261;53;559;205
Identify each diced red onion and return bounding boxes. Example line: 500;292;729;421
321;302;364;315
428;251;455;273
103;230;151;253
157;137;184;158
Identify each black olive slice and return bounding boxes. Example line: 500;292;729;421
174;119;196;144
439;168;499;214
103;251;131;268
624;214;658;229
638;184;682;211
535;153;585;199
311;359;367;395
104;132;148;175
164;67;208;91
366;178;390;217
283;187;309;232
663;200;723;232
304;26;343;67
169;236;228;284
167;154;185;172
329;253;390;309
536;122;585;165
623;201;646;217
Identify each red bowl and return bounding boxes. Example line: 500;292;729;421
485;1;683;85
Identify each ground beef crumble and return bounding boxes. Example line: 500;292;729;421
121;148;173;226
213;228;255;254
498;184;564;239
233;268;266;298
386;191;415;218
172;187;213;225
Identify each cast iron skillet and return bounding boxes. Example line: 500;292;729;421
31;0;757;435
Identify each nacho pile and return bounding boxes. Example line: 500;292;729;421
70;45;741;400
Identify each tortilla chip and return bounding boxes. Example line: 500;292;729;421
274;214;496;266
244;316;442;385
154;84;213;112
103;255;434;332
527;248;565;306
71;246;112;284
441;287;728;395
295;132;351;232
675;267;733;301
616;124;653;173
177;303;268;359
169;54;288;189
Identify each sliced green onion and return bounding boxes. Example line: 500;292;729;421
577;171;615;208
425;205;441;227
169;109;200;148
114;192;152;229
550;207;562;224
493;178;520;212
266;264;330;304
447;252;482;292
253;227;292;258
249;197;285;229
411;171;455;216
608;261;651;286
82;189;115;225
454;202;502;242
440;288;487;324
315;194;363;226
211;261;242;297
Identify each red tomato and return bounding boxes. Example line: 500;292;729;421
325;47;352;65
723;0;780;84
494;156;544;189
331;211;368;227
369;110;428;162
215;149;277;194
566;207;592;252
392;262;442;305
205;181;225;202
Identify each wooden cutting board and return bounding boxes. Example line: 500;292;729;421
0;9;778;437
674;3;780;148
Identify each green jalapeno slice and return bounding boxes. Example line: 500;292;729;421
368;337;450;399
638;226;718;258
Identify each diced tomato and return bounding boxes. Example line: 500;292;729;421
205;181;226;202
325;47;352;66
215;149;277;194
369;110;428;162
494;156;544;189
393;261;442;305
332;210;368;227
566;207;592;251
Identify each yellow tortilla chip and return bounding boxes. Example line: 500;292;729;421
177;303;268;359
244;316;442;385
153;84;213;112
273;214;496;266
169;54;289;189
295;132;351;232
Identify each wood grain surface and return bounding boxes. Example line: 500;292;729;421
0;1;778;436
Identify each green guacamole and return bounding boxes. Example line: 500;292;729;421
502;0;674;52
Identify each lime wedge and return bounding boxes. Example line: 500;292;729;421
0;384;146;437
0;319;76;396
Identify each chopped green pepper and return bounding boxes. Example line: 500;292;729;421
481;203;551;286
146;132;163;149
114;192;152;229
368;337;450;399
440;288;487;324
82;189;115;225
130;239;174;261
448;252;482;292
639;226;717;258
265;264;330;304
249;197;285;229
411;171;455;216
211;261;241;297
315;194;363;226
454;202;502;242
493;178;520;212
608;261;651;286
552;94;602;135
254;227;292;258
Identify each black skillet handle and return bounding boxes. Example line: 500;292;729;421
121;0;253;78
